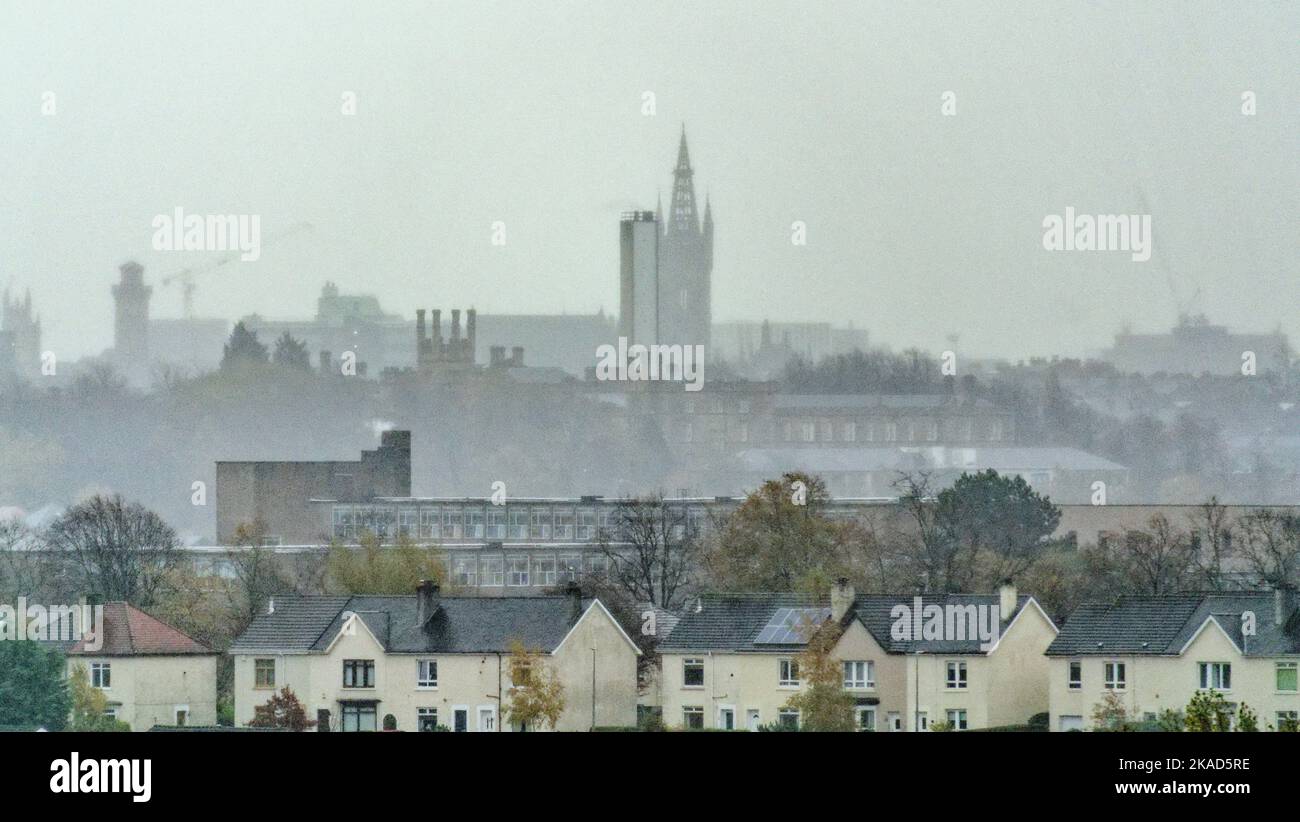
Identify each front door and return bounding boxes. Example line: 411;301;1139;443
719;708;735;730
453;709;468;733
746;709;760;731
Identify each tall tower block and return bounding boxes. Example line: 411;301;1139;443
112;261;152;375
618;210;661;346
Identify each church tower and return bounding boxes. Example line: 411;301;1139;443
658;126;713;351
1;287;42;379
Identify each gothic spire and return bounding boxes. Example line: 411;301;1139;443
669;124;698;234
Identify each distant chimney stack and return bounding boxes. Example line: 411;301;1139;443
1274;584;1297;630
830;577;854;622
431;310;442;344
451;309;461;342
490;345;506;366
564;581;583;624
511;346;524;367
999;580;1017;620
416;579;441;629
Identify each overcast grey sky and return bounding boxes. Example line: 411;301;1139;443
2;0;1296;363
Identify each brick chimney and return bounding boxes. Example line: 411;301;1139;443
450;309;461;342
490;345;505;366
511;346;524;367
830;577;854;621
466;308;477;359
999;580;1017;620
416;579;440;629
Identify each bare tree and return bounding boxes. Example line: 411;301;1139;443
0;518;48;601
1118;514;1196;595
1236;510;1300;588
43;494;181;606
1189;497;1232;591
892;471;955;592
596;495;698;609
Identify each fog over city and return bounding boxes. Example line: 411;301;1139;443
3;2;1300;754
3;0;1296;362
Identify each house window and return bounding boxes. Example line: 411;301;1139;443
856;707;876;731
1277;711;1299;732
683;658;704;688
452;555;477;587
506;556;530;587
779;659;800;687
946;709;968;730
343;659;375;688
586;554;608;577
341;703;377;732
683;706;704;730
843;660;873;689
1068;661;1082;690
778;709;800;730
1276;662;1298;693
480;555;504;587
417;708;439;732
1104;662;1126;690
90;662;111;689
254;658;276;689
417;659;438;689
103;704;120;721
945;661;967;689
1198;662;1231;691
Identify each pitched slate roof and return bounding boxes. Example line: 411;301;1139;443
229;594;594;654
1047;593;1300;657
659;592;1036;655
64;603;214;656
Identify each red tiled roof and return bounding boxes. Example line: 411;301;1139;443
67;603;214;656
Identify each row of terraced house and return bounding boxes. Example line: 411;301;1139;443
37;579;1299;732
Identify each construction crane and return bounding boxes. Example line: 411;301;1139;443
159;221;314;318
1134;186;1202;324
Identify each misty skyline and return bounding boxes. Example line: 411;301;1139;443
3;0;1296;364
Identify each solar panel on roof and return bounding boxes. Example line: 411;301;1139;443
754;606;830;644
